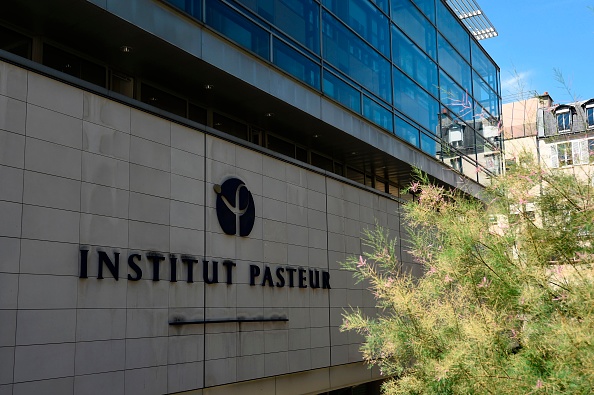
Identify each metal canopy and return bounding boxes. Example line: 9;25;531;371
446;0;498;40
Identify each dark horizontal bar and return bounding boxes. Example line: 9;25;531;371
169;317;289;325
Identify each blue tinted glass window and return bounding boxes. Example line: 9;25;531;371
323;71;361;113
165;0;202;20
436;0;470;60
471;40;497;93
392;26;438;97
421;131;437;156
393;67;439;133
206;0;270;59
363;96;393;131
472;71;498;118
391;0;436;60
323;0;390;57
439;70;473;122
370;0;389;14
438;34;471;92
557;112;571;131
234;0;320;54
411;0;435;22
322;11;392;103
273;38;320;89
395;116;420;147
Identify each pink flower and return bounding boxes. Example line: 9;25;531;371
536;379;543;389
357;256;366;268
518;197;527;205
477;276;491;288
444;274;453;283
385;277;394;287
427;266;437;275
410;181;421;193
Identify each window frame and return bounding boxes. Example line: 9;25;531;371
556;109;572;133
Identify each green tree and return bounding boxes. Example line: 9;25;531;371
342;155;594;394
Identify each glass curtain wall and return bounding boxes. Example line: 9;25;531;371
164;0;502;181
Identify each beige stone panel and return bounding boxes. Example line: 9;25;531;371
27;72;83;118
80;213;128;249
125;336;168;369
17;274;77;310
82;151;129;190
0;95;25;135
0;130;24;169
75;308;126;342
74;371;125;395
26;103;82;149
13;343;75;382
13;377;73;395
74;339;125;375
16;309;76;345
0;201;21;238
82;121;130;160
124;366;167;395
329;362;374;390
168;361;204;393
171;147;204;180
83;91;131;133
80;182;129;219
0;311;16;348
130;135;171;172
130;108;170;145
171;122;204;156
23;171;81;212
0;61;27;101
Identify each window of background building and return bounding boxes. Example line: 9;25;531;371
586;105;594;128
556;110;571;132
551;142;573;168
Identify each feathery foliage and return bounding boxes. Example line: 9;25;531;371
342;154;594;394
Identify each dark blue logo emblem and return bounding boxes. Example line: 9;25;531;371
214;178;255;237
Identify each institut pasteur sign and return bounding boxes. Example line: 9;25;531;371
79;178;331;291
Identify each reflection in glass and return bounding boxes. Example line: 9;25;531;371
395;116;420;148
234;0;320;54
322;11;391;103
164;0;202;20
363;96;393;131
436;0;470;60
471;40;497;93
323;0;390;56
411;0;436;23
393;68;439;133
273;38;320;89
392;26;438;97
323;71;361;113
206;0;270;60
391;0;437;59
438;35;471;92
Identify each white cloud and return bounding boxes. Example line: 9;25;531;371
500;70;533;96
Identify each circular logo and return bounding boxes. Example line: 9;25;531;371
214;178;255;237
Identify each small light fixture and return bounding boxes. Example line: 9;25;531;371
351;151;357;155
313;134;321;138
120;45;133;53
149;97;158;102
265;112;274;117
204;84;214;90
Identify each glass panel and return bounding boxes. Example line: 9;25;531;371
323;71;361;113
0;25;31;59
322;11;392;103
472;71;498;118
267;134;296;158
43;44;106;87
393;67;439;133
439;70;473;122
213;112;249;140
164;0;202;20
557;142;572;166
141;83;187;117
391;0;436;60
438;34;471;92
323;0;390;56
436;0;470;60
371;0;389;14
411;0;435;23
471;40;497;93
557;112;571;131
234;0;320;54
363;96;393;131
421;131;437;156
311;151;334;172
206;0;270;59
347;167;365;184
189;103;207;124
273;38;320;89
392;26;438;97
395;115;420;147
587;107;594;127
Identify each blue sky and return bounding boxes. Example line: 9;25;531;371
479;0;594;104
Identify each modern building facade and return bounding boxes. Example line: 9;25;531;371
0;1;501;394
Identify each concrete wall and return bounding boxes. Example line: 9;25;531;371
0;60;412;394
